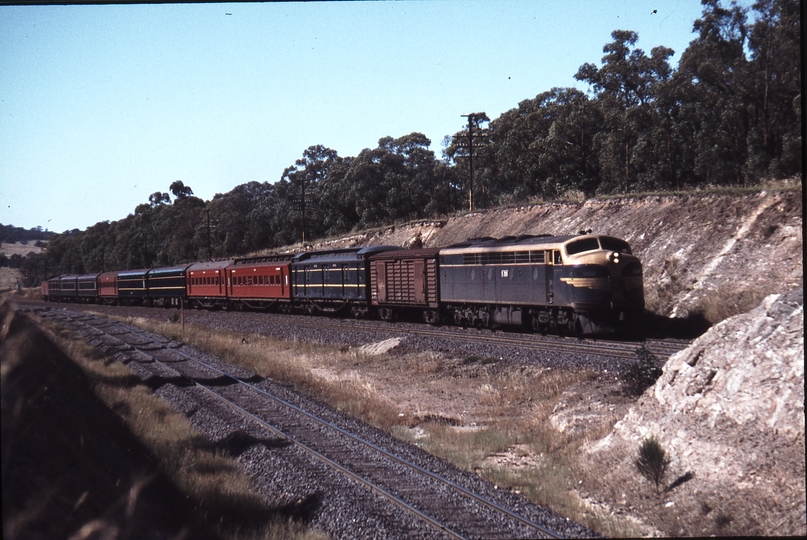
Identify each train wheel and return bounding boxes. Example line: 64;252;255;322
422;309;440;325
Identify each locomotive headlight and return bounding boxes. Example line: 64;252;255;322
609;251;620;264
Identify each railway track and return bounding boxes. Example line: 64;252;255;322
234;311;691;362
30;306;593;539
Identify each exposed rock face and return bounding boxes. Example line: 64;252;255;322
586;291;805;536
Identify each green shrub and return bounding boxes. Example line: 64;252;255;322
621;345;663;396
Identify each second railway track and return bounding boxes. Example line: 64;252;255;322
29;306;600;539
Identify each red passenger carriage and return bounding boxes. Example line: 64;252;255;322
226;254;294;311
187;260;232;309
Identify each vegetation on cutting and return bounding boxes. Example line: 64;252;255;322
621;344;663;396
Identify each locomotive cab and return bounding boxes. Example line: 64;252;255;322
560;235;645;326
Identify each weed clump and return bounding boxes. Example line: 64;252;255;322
621;345;663;396
634;435;671;492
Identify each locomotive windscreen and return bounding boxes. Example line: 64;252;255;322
566;237;600;255
599;237;632;254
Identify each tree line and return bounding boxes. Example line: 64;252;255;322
16;0;801;286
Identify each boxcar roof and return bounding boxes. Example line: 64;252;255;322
369;247;441;260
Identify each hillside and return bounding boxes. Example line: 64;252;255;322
302;186;803;323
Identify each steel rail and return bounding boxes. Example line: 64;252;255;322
245;312;688;360
57;312;467;540
53;310;566;540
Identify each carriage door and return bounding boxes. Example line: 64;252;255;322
545;250;555;304
413;259;426;304
376;262;387;303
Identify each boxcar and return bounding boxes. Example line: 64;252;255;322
292;246;400;317
187;260;233;309
369;247;441;323
226;255;293;311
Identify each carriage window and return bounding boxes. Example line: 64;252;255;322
566;237;600;255
599;237;632;254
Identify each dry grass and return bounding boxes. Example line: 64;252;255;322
116;316;649;536
691;282;783;325
122;316;406;433
13;310;326;540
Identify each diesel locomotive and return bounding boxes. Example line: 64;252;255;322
41;233;644;335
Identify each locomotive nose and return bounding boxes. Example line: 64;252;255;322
608;251;621;264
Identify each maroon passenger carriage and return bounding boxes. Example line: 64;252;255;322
225;254;294;311
186;260;232;309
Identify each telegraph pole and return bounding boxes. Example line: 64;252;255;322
206;209;212;261
301;178;306;246
461;114;475;211
460;112;488;212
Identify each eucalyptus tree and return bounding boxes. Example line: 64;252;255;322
675;0;751;185
281;145;340;244
745;0;801;177
575;30;675;193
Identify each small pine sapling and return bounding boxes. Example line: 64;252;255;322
635;435;670;492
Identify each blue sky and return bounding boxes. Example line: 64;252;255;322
2;1;716;233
